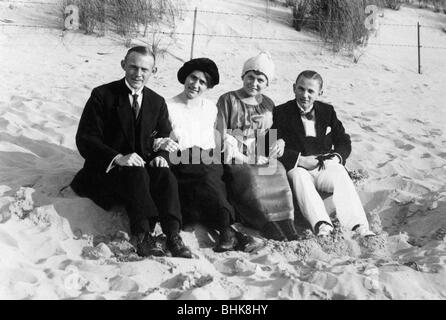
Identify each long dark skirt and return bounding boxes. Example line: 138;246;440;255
223;161;294;230
171;161;235;231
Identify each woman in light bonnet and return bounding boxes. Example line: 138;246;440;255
216;52;298;242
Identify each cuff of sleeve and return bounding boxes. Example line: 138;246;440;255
223;134;238;160
153;138;166;153
106;154;123;173
294;152;302;168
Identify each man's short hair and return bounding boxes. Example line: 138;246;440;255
124;46;156;63
296;70;323;90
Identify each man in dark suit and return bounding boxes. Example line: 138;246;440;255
273;70;375;238
71;46;192;258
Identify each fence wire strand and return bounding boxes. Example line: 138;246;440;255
2;28;446;50
1;1;446;50
2;0;446;27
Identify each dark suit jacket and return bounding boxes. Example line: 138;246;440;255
71;78;171;199
272;100;351;172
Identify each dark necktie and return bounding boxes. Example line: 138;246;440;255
132;94;140;119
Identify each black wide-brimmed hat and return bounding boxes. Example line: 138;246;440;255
177;58;219;88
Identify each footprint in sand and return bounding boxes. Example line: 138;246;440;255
377;153;397;168
393;139;415;151
362;142;375;152
11;95;32;104
361;111;379;118
410;118;426;125
0;111;9;129
353;114;370;121
109;275;139;292
359;123;377;133
400;134;416;143
0;229;19;248
2;269;39;284
422;142;436;149
350;133;362;143
428;129;443;138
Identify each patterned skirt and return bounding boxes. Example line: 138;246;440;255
224;160;294;230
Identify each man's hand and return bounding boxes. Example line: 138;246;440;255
256;155;269;165
155;138;180;153
298;155;319;170
149;156;169;168
115;153;146;167
269;139;285;159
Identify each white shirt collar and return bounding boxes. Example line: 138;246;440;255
124;79;144;96
296;100;314;115
295;100;306;113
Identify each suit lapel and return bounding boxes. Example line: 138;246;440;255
116;79;135;149
314;101;327;140
137;87;156;153
138;88;149;153
286;100;305;141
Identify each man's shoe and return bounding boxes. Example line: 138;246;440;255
316;223;334;237
234;230;264;252
215;227;237;252
166;234;192;259
136;233;166;257
353;224;376;238
277;219;300;241
262;221;287;241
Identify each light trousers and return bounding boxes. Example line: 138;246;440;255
287;159;369;231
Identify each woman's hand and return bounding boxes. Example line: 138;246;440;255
269;139;285;159
154;137;180;153
256;155;269;165
149;156;169;168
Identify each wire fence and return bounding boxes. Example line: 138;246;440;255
1;0;446;26
1;0;446;70
1;2;445;27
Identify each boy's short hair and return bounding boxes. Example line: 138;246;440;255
296;70;323;90
124;46;156;63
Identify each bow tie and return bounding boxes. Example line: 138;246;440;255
300;108;314;120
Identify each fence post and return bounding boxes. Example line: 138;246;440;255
266;0;270;22
417;21;421;74
190;7;198;60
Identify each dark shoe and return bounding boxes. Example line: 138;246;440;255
277;219;300;241
234;230;264;252
262;221;287;241
214;227;237;252
136;233;166;257
166;234;192;259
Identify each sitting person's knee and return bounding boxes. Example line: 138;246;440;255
287;167;309;180
156;167;178;184
120;166;148;176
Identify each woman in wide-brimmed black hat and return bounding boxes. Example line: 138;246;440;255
153;57;259;253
